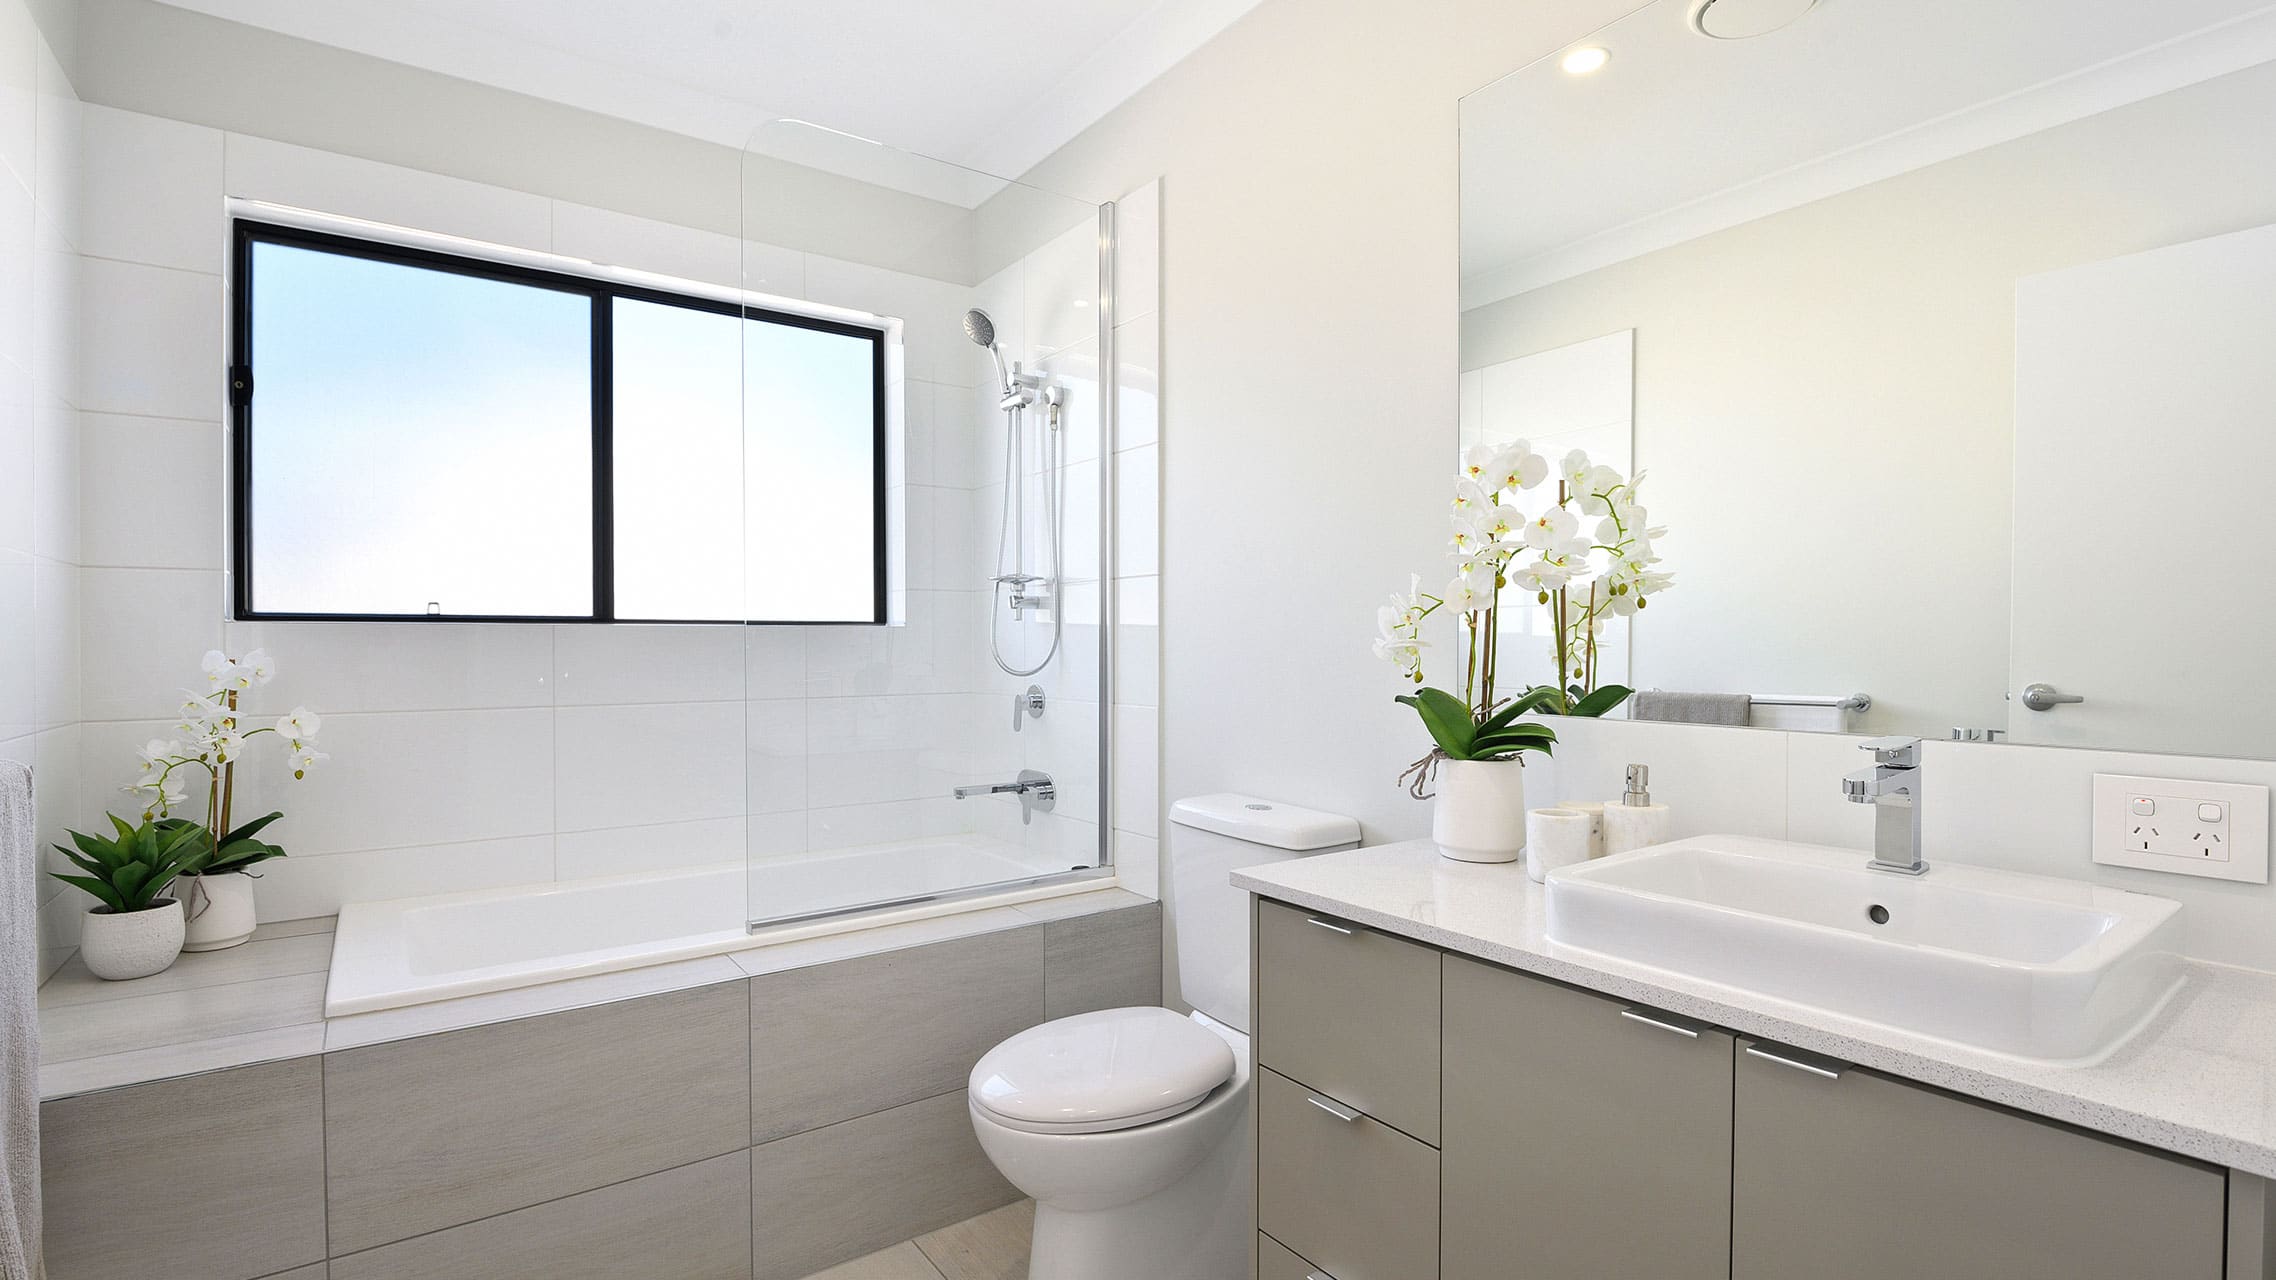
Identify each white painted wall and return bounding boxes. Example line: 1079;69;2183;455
0;0;81;982
1461;60;2276;739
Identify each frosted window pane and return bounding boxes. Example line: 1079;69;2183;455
613;298;878;623
247;242;593;617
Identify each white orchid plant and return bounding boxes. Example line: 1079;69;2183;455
127;648;328;880
1377;442;1673;795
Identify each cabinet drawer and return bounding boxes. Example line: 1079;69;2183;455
1260;1232;1322;1280
1443;956;1732;1280
1255;899;1440;1143
1733;1038;2225;1280
1258;1067;1439;1280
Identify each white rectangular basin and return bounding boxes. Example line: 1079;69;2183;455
1545;836;2185;1062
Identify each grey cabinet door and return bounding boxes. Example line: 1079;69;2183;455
1732;1038;2227;1280
1441;956;1734;1280
1257;1067;1439;1280
1256;899;1441;1144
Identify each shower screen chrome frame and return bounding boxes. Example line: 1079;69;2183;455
743;191;1121;934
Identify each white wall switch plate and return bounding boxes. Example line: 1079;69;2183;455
2092;774;2269;884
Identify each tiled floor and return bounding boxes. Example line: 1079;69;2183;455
804;1200;1034;1280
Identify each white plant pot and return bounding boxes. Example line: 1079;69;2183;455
80;898;185;981
1433;758;1529;863
181;872;258;952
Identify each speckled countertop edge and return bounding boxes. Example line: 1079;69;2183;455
1234;840;2276;1179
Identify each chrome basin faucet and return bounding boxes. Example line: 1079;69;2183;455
953;770;1056;825
1843;736;1926;875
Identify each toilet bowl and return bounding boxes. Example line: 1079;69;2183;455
965;793;1361;1280
969;1007;1253;1279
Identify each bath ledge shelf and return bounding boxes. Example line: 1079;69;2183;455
34;885;1155;1102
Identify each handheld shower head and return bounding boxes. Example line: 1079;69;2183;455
963;308;1012;392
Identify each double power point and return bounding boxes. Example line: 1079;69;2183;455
2092;774;2270;884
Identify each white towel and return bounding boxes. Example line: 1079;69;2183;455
0;761;40;1280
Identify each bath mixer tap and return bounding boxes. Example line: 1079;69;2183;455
1843;736;1925;875
953;769;1056;824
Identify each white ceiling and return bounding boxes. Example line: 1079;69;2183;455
1462;0;2276;306
146;0;1263;203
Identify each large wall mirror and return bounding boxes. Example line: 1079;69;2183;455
1460;0;2276;759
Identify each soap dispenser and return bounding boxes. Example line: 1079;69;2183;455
1603;764;1671;856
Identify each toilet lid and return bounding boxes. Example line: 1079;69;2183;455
969;1007;1237;1135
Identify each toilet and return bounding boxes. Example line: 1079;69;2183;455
968;794;1361;1280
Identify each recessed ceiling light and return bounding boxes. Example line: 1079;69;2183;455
1561;46;1611;75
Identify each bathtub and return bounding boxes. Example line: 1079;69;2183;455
326;836;1106;1016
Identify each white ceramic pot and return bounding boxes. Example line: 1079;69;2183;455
181;872;258;952
80;898;185;981
1433;758;1529;863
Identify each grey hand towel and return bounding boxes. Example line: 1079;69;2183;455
1631;690;1752;727
1;761;40;1280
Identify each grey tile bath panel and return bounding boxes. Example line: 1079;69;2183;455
329;1151;752;1280
258;1267;329;1279
750;1091;1020;1280
324;981;750;1253
1042;903;1162;1019
41;1057;328;1280
749;925;1042;1143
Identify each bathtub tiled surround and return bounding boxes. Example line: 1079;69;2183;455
0;0;85;985
37;893;1163;1280
55;98;1167;948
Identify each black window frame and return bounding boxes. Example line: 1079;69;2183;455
228;217;891;626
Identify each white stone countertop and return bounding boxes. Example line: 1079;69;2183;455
1232;840;2276;1179
37;886;1156;1101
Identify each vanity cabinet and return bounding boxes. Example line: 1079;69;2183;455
1731;1037;2226;1280
1441;955;1733;1280
1251;894;2247;1280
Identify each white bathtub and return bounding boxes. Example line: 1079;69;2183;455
326;836;1103;1016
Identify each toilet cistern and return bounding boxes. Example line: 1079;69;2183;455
1844;735;1926;876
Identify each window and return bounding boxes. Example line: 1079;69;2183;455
230;220;887;624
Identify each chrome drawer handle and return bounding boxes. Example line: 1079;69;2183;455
1745;1044;1847;1080
1304;917;1356;935
1306;1094;1363;1123
1619;1008;1701;1038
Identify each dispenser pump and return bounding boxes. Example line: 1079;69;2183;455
1623;764;1652;807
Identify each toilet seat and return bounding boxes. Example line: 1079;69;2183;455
970;1007;1237;1135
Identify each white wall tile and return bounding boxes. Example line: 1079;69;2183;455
1111;704;1160;838
251;836;555;921
745;698;806;816
1535;716;1788;841
29;214;73;406
802;253;965;385
1113;829;1159;901
1022;218;1100;361
741;627;807;701
1114;181;1160;325
146;708;554;856
553;624;744;705
554;701;744;831
223;133;551;252
79;257;221;419
807;797;930;852
0;174;28;372
555;816;746;881
31;555;75;728
1114;444;1159;577
0;356;28;556
222;620;554;715
78;566;223;721
1114;577;1159;708
30;41;74;243
738;238;807;301
28;392;73;560
82;106;224;273
0;0;32;196
1115;316;1159;452
0;551;30;741
1783;729;1877;850
80;414;222;569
